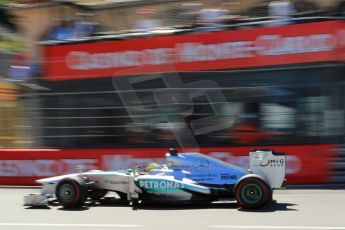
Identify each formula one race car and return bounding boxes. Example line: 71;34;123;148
24;148;286;209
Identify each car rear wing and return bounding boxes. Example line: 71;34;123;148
249;149;286;189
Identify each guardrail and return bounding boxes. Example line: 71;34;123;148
332;145;345;183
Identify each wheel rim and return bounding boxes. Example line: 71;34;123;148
58;184;75;203
241;183;263;204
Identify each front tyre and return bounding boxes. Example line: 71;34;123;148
55;177;88;208
235;177;271;209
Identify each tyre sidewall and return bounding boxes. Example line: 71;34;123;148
55;177;87;208
235;177;271;209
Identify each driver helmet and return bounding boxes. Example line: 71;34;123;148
145;162;160;172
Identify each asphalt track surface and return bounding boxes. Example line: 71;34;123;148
1;186;345;230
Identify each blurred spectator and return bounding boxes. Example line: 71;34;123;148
8;55;31;82
74;13;97;38
0;7;17;33
48;19;75;40
294;0;318;13
197;1;230;31
179;3;202;27
133;7;162;32
267;1;296;26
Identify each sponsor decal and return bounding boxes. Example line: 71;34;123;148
220;174;237;181
193;158;210;171
255;34;336;56
260;159;285;167
0;159;97;177
65;34;336;71
187;173;217;182
105;180;128;185
259;159;270;167
172;164;191;170
138;180;184;189
43;21;345;80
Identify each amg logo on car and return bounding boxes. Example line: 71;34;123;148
138;180;184;189
260;159;285;167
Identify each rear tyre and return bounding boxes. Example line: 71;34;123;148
55;177;88;208
235;177;271;209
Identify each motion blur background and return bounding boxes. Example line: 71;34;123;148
1;0;345;185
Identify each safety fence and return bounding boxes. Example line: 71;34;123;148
332;144;345;183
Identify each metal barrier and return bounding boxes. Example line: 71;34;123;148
332;145;345;183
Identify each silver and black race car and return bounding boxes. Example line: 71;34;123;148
24;148;286;209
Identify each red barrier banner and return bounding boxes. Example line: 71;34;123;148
0;144;336;185
43;21;345;81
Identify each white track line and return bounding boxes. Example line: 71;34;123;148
0;223;141;228
211;226;345;230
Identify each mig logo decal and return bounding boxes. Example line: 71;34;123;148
260;159;285;167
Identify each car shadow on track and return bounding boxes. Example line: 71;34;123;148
57;207;90;211
89;198;297;212
238;200;298;212
25;205;52;210
132;202;238;211
26;198;297;212
132;201;297;212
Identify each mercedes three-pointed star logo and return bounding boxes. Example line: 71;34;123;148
193;158;210;171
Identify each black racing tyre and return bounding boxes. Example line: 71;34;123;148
89;189;107;200
235;177;271;209
55;177;88;208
